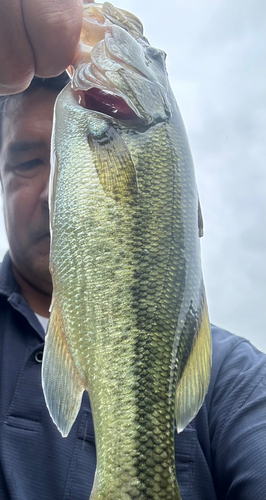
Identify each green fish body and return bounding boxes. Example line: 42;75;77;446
42;3;211;499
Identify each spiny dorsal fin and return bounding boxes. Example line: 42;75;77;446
198;199;204;238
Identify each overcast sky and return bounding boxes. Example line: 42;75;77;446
0;0;265;352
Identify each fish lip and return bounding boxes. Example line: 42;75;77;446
77;87;141;121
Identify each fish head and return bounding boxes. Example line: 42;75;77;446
66;2;173;126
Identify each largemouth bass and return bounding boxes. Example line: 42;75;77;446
42;3;212;499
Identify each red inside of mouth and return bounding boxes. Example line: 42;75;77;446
84;88;137;120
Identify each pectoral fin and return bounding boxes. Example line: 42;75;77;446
88;123;138;201
175;302;211;433
42;298;86;437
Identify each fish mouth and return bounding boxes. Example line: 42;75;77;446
78;88;139;121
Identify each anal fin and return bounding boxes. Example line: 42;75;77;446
42;298;86;437
175;302;212;433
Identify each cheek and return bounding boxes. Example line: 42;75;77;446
3;180;37;242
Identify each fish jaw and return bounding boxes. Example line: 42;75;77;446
67;2;171;125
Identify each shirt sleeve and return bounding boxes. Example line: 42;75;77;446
208;330;266;500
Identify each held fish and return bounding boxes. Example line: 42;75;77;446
42;3;212;499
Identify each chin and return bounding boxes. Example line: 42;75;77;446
31;254;53;290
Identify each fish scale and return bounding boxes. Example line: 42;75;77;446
42;3;211;499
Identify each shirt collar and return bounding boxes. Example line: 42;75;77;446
0;251;46;340
0;251;20;297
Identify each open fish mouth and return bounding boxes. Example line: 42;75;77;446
67;2;171;126
79;87;139;120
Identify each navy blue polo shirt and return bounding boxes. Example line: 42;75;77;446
0;252;265;500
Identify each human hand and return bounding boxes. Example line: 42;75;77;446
0;0;94;95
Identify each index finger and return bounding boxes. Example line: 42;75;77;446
0;0;35;94
0;0;84;95
23;0;84;77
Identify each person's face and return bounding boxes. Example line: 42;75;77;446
0;88;58;295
